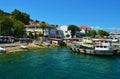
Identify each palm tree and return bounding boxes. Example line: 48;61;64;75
39;21;48;37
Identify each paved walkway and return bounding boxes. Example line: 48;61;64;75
0;42;21;47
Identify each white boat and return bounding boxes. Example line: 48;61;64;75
0;47;6;53
42;42;51;46
21;44;28;49
92;38;117;55
70;44;79;52
70;37;119;55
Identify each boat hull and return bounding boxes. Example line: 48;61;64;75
71;46;117;56
93;50;117;55
78;48;86;53
70;44;118;56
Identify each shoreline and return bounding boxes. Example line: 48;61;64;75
5;43;49;53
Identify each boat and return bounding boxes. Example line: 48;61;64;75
70;37;93;54
70;37;119;56
42;42;51;46
79;37;94;54
0;47;6;53
21;44;28;49
92;38;118;55
70;41;83;52
70;44;77;52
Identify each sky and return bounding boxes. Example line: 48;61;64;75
0;0;120;31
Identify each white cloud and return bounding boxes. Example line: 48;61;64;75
106;27;120;32
90;25;103;30
90;25;120;32
107;27;120;30
91;25;120;32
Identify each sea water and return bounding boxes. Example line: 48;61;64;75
0;47;120;79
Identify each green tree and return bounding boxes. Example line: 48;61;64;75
1;17;13;35
0;9;10;16
29;31;34;39
11;9;30;24
98;30;109;37
66;34;70;38
39;21;48;37
13;20;25;37
0;9;6;16
0;10;13;35
89;30;97;37
68;25;79;38
0;9;30;36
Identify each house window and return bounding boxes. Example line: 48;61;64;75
65;31;68;33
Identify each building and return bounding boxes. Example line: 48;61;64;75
48;24;58;38
75;31;82;37
109;32;120;37
60;25;71;38
24;21;58;38
79;26;91;34
55;26;64;38
24;21;42;36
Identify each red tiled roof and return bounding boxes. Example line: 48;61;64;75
79;26;91;31
80;26;87;30
87;27;91;31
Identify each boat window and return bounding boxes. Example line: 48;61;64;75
105;41;108;43
96;46;99;48
104;46;107;48
100;46;103;48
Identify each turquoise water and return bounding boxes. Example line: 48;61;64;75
0;48;120;79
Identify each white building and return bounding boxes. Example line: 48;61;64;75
24;23;42;36
109;32;120;37
60;25;71;38
56;26;64;38
24;21;58;38
79;26;91;34
48;25;58;38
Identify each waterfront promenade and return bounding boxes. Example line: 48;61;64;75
0;42;49;52
0;42;21;47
